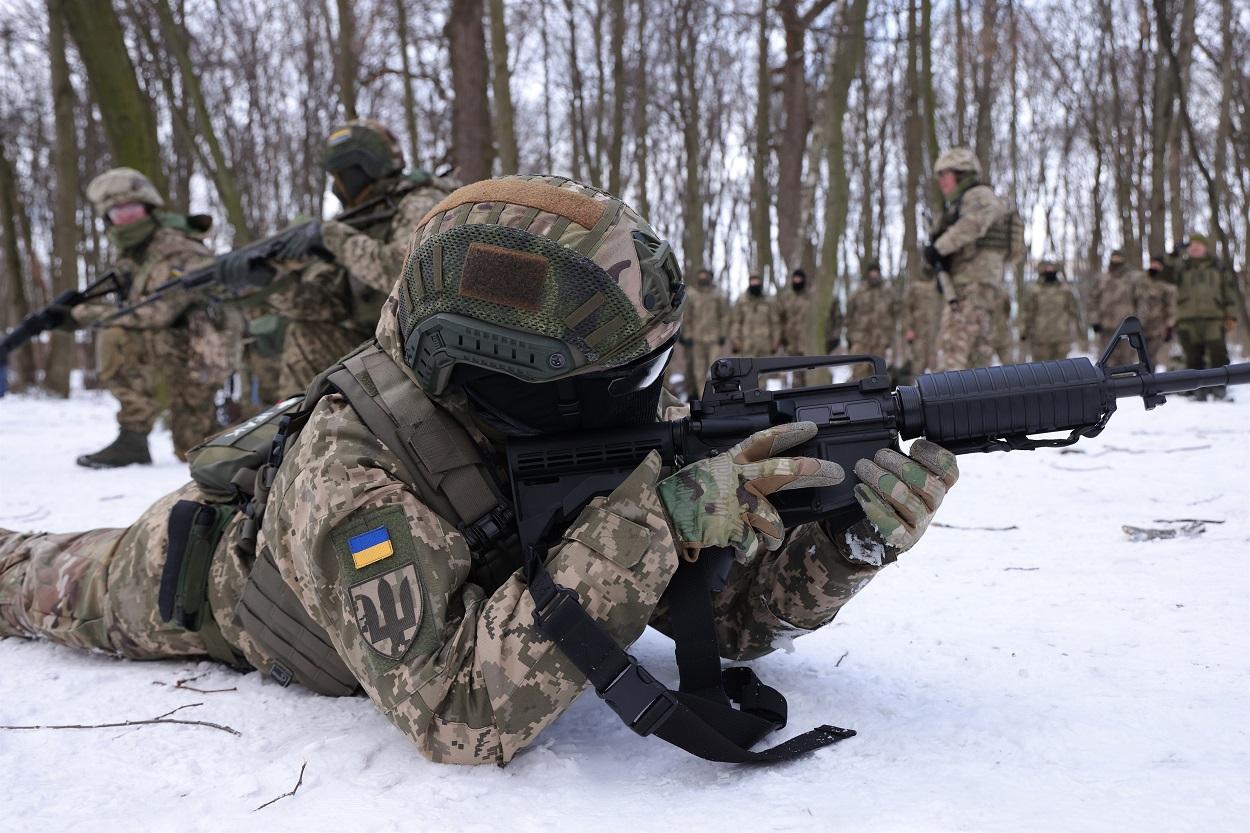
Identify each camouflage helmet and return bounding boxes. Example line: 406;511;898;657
86;168;164;216
1037;259;1060;272
323;118;405;181
393;175;685;395
1188;232;1210;246
934;147;981;177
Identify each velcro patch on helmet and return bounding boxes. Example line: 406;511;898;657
458;242;548;311
420;180;605;233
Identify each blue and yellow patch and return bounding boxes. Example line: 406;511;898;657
327;128;352;146
348;525;394;569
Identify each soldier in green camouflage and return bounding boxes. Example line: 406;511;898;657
731;273;780;356
1143;254;1178;369
235;120;460;397
1163;234;1238;398
845;261;899;380
677;267;731;391
1021;260;1081;362
0;176;957;765
925;147;1010;370
66;168;226;466
903;274;942;375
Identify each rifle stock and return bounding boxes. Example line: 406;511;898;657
507;316;1250;552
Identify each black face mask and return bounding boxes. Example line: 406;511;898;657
792;279;806;293
459;342;673;437
748;284;763;297
1148;266;1162;276
1041;271;1059;283
330;164;378;205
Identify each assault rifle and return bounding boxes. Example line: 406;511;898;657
508;317;1250;555
96;192;403;327
0;269;129;397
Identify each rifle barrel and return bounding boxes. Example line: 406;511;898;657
1108;362;1250;398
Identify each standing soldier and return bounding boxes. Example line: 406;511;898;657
845;261;898;379
1090;248;1148;365
924;147;1010;370
777;268;825;386
225;119;460;395
1142;253;1178;369
1163;234;1237;398
902;274;942;376
679;268;731;390
66;168;224;467
731;273;779;357
1020;260;1080;361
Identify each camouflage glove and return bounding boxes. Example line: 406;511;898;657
658;422;845;564
841;439;958;564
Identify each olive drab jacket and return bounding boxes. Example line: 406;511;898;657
1163;255;1236;322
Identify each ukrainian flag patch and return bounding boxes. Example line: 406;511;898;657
348;525;394;569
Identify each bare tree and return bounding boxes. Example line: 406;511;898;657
447;0;495;182
46;0;78;396
488;0;519;174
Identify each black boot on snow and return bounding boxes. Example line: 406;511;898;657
76;428;153;468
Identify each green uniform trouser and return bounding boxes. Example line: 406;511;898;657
0;483;220;659
1175;318;1229;370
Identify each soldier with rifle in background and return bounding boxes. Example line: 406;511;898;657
34;168;228;467
1163;233;1239;400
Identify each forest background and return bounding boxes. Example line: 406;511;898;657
1;0;1247;393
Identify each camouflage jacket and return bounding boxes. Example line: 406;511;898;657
1021;281;1080;344
903;279;942;342
683;283;731;345
1139;276;1177;334
731;294;779;355
845;282;899;352
777;287;842;353
215;301;886;765
1091;264;1148;330
930;183;1008;291
1162;255;1235;321
73;226;213;330
321;176;460;296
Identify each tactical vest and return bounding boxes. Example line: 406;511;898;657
174;341;516;696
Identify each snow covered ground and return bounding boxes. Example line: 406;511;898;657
1;377;1247;832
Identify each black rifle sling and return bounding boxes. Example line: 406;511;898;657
525;546;855;763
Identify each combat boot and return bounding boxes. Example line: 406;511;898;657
76;428;152;468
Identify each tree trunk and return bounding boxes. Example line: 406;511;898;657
632;0;650;219
973;0;998;179
903;0;923;287
394;0;422;168
816;0;869;350
607;0;626;195
674;0;704;273
920;0;940;210
60;0;167;195
1166;0;1195;247
750;0;773;279
152;0;252;241
1147;0;1173;254
488;0;519;174
954;0;967;146
335;0;359;119
46;0;78;397
446;0;495;183
0;139;35;392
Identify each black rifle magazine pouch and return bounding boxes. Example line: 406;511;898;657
236;547;359;697
158;500;244;667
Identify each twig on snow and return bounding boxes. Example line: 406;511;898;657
0;702;240;736
1152;518;1224;525
1003;567;1040;572
153;672;237;694
834;650;849;667
932;522;1019;532
254;763;308;812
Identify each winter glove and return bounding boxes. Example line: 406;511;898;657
278;220;323;262
658;422;845;564
923;243;941;269
841;439;958;563
42;290;84;331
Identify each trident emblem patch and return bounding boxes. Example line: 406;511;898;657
350;564;422;659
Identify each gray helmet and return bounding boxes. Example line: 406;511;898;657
86;168;164;215
934;147;981;177
382;175;685;396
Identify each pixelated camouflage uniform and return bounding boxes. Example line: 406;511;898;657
1090;261;1151;365
845;278;898;379
776;285;842;385
680;280;731;386
0;177;910;766
1162;254;1235;371
73;225;225;458
903;278;942;374
929;178;1008;370
1140;275;1177;368
730;292;779;356
1021;281;1080;362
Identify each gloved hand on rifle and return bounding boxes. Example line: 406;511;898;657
216;249;274;292
658;422;844;564
278;220;322;262
923;243;942;270
843;439;958;563
42;290;85;331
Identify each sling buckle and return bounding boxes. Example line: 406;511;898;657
600;655;678;737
